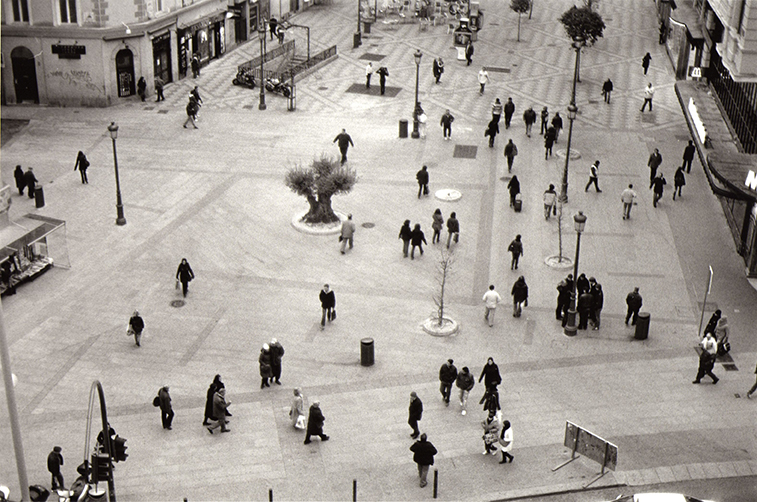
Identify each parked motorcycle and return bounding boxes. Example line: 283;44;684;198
232;69;256;89
264;77;292;98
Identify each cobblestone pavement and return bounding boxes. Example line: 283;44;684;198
1;0;756;500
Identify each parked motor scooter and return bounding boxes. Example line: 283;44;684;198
232;69;256;89
264;77;292;98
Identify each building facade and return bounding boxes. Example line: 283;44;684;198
1;0;276;107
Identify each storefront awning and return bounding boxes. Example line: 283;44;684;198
670;2;704;41
707;151;757;203
0;214;66;261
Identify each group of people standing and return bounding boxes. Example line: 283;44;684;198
555;273;604;330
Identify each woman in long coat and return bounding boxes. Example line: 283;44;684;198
481;410;500;455
290;388;306;428
259;344;273;389
176;258;195;298
431;209;444;244
13;165;25;195
204;375;227;425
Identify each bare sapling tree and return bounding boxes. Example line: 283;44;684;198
433;247;455;327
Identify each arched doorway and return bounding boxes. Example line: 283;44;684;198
11;46;39;103
115;49;135;97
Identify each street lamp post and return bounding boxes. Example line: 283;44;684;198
564;211;587;337
107;122;127;226
559;40;583;204
258;22;267;110
411;49;422;139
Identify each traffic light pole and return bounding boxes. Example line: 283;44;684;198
91;381;116;502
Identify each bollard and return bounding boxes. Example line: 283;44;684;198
269;488;273;502
433;469;438;498
634;312;650;340
360;338;374;366
353;479;357;501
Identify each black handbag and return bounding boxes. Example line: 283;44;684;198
152;396;160;407
331;309;337;321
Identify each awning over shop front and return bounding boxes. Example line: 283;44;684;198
708;151;757;203
0;214;67;262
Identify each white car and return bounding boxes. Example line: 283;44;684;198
610;494;715;502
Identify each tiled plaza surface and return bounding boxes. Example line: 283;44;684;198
1;0;757;500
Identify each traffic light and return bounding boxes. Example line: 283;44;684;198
91;453;112;482
113;435;128;462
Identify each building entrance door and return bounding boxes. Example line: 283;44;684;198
11;46;39;103
116;48;135;97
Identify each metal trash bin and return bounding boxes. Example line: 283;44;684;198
634;312;650;340
363;22;371;34
360;338;374;366
34;187;45;208
399;119;409;138
353;31;362;48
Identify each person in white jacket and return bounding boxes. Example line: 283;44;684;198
483;285;502;327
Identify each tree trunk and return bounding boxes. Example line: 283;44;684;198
301;193;321;223
301;193;340;224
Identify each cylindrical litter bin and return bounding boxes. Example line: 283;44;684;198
399;119;409;138
353;31;362;48
34;187;45;208
363;22;371;34
634;312;650;340
360;337;374;366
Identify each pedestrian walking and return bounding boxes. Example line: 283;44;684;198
183;97;199;129
508;235;523;270
478;67;489;95
290;388;307;429
641;82;655;112
602;78;613;103
523;107;537;137
479;357;502;388
625;287;643;325
465;40;474;66
319;284;336;328
24;168;37;199
446;212;459;249
190;86;203;106
693;332;719;384
551;112;563;141
333;129;354;165
544;127;556;159
409;223;427;259
416;102;427;139
176;258;194;297
481;409;500;455
304;401;330;443
408;391;423;438
365;62;373;89
682;140;696;173
673;166;686;200
492;98;503;123
416;165;429;198
409;433;437;488
269;338;285;385
74;151;89;184
540;106;549;135
158;386;174;430
433;57;444;84
269;17;278;40
154;76;165;101
480;383;500;413
543;184;557;220
585;160;602;192
482;285;502;327
455;366;474;415
128;310;144;347
485;119;499;147
259;343;272;389
439;359;458;406
714;315;729;342
431;209;444;244
207;388;230;433
648;148;663;188
746;361;757;399
703;310;722;337
504;98;515;129
652;172;667;207
399;220;413;257
576;273;590;295
203;375;227;425
504;139;518;172
1;260;16;296
621;184;637;220
14;165;25;195
440;109;454;140
377;66;389;95
340;214;356;254
642;52;652;75
498;421;514;463
47;446;65;490
511;275;528;317
507;175;520;208
191;53;201;78
556;274;573;323
137;76;147;102
589;278;604;329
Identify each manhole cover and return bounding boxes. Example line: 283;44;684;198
170;300;186;308
435;189;462;201
485;67;511;73
453;145;477;159
157;109;169;114
361;222;375;228
318;86;329;90
242;104;255;109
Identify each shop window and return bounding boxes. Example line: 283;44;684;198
155;0;163;11
12;0;30;22
59;0;77;23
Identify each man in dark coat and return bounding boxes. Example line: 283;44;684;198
259;344;273;389
485;119;499;148
503;97;515;129
377;66;389;95
648;148;663;188
576;273;590;295
440;109;454;140
465;40;474;66
478;357;502;388
416;165;429;198
432;57;444;84
14;165;26;195
544;126;556;159
128;310;144;347
625;287;643;325
158;386;174;430
176;258;194;298
47;446;65;490
409;433;437;487
551;113;563;141
24;168;37;199
577;290;593;330
269;338;285;384
203;375;224;425
269;17;278;40
523;107;537;137
408;391;423;438
589;278;604;329
74;151;89;184
304;401;329;444
504;139;518;173
438;359;458;406
409;224;427;260
333;129;354;165
602;78;613;103
682;140;696;173
446;212;459;249
556;274;574;325
652;172;667;208
319;284;336;329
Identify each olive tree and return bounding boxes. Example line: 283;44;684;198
285;155;357;224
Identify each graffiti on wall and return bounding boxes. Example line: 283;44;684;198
47;69;103;95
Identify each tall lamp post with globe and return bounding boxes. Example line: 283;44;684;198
411;50;422;139
107;122;127;226
564;211;586;337
258;21;267;110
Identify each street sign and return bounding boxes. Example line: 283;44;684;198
688;66;703;78
553;421;618;488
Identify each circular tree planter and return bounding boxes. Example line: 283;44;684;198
291;210;347;235
544;255;574;270
554;148;582;161
435;189;462;202
422;317;459;337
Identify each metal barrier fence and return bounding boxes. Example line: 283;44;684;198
238;40;296;72
244;44;338;83
709;50;757;154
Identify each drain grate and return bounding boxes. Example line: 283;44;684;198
170;300;186;308
361;222;375;228
157;109;169;114
359;53;386;61
453;145;477;159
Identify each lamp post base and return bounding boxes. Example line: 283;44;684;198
116;217;127;226
411;120;420;139
258;100;267;111
563;309;577;336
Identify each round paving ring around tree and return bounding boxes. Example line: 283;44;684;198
435;189;462;202
291;210;347;235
